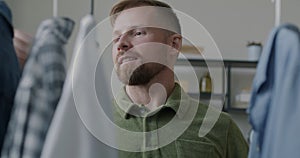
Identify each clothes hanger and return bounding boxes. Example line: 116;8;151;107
90;0;94;15
53;0;58;17
272;0;281;27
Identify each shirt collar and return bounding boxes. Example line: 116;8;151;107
114;83;190;119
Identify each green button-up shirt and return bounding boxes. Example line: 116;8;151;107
112;83;248;158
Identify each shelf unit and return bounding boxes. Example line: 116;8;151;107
176;58;258;111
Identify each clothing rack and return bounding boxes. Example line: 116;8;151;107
53;0;57;17
272;0;281;27
91;0;94;15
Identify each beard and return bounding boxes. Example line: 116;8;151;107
116;62;165;85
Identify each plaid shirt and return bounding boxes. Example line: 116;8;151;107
1;17;74;158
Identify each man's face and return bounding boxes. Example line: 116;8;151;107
112;7;173;85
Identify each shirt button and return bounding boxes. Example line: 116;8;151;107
140;108;146;114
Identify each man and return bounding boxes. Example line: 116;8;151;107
110;0;248;157
13;29;33;68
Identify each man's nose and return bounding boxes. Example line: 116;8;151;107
117;35;132;52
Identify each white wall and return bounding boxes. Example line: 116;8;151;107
5;0;116;64
6;0;300;61
165;0;300;60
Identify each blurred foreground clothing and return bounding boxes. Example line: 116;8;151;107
248;24;300;158
1;17;74;158
41;15;118;158
0;1;21;153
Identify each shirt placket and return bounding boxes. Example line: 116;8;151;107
142;107;160;158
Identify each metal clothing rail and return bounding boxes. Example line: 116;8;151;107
91;0;94;15
53;0;57;17
272;0;281;27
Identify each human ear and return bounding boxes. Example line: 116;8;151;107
170;34;182;51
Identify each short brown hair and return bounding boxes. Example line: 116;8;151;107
109;0;181;34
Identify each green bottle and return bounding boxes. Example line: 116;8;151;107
200;72;212;93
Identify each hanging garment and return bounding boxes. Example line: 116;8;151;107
248;24;300;158
0;1;21;152
1;17;74;158
41;14;117;158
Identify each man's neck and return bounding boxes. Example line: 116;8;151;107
125;68;175;111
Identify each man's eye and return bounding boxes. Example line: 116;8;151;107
135;32;142;36
113;37;120;43
134;31;145;36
